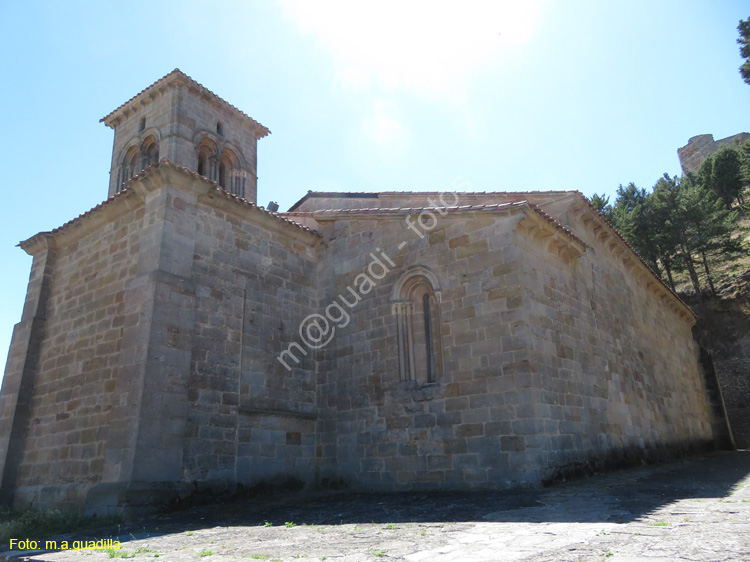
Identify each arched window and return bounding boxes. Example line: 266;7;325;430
218;160;227;189
197;149;208;176
219;148;242;197
391;267;444;383
140;136;159;170
119;145;139;193
196;138;218;180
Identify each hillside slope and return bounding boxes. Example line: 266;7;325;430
689;271;750;449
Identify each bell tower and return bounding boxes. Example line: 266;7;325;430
100;69;270;203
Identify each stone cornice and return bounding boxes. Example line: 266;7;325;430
19;160;320;256
19;188;144;255
515;206;587;265
100;69;270;139
568;194;696;323
286;201;587;264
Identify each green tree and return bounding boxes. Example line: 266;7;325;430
678;177;742;295
610;183;664;279
649;175;684;291
738;17;750;86
590;192;613;221
739;138;750;189
652;174;742;296
698;147;744;208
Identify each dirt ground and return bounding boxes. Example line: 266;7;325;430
2;451;749;562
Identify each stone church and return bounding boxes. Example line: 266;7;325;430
0;70;730;514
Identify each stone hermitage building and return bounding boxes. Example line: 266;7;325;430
0;70;731;514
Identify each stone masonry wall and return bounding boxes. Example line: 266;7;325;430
11;203;146;510
108;82;261;202
107;89;177;197
677;132;750;175
180;190;319;489
516;225;714;482
171;84;260;202
312;203;716;491
0;172;723;512
314;210;551;490
1;165;321;513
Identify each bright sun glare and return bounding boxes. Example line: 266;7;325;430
283;0;544;101
282;0;544;147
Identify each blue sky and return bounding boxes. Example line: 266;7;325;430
0;0;748;376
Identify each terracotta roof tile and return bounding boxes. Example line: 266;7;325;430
287;189;575;211
138;160;320;236
100;69;270;138
283;200;586;248
572;191;693;315
21;160;318;248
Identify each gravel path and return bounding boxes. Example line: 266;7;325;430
3;451;749;562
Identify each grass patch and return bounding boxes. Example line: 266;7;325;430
106;549;135;559
0;507;120;544
672;214;750;296
198;549;214;557
648;520;669;527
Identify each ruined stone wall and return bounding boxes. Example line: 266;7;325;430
10;203;146;510
677;132;750;175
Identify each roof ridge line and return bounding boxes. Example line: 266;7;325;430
100;69;270;138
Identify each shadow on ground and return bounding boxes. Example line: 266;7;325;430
0;451;750;561
102;450;750;544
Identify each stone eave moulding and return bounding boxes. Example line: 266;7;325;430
18;188;144;256
569;200;696;324
515;208;587;265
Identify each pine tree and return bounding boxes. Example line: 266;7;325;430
698;147;744;209
739;139;750;194
738;17;750;86
678;178;742;296
651;175;742;296
610;183;663;279
649;175;684;291
590;193;613;222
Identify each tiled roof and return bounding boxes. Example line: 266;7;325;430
287;189;574;211
20;160;318;250
572;191;694;316
132;160;320;236
283;200;586;248
100;69;271;138
285;191;694;317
